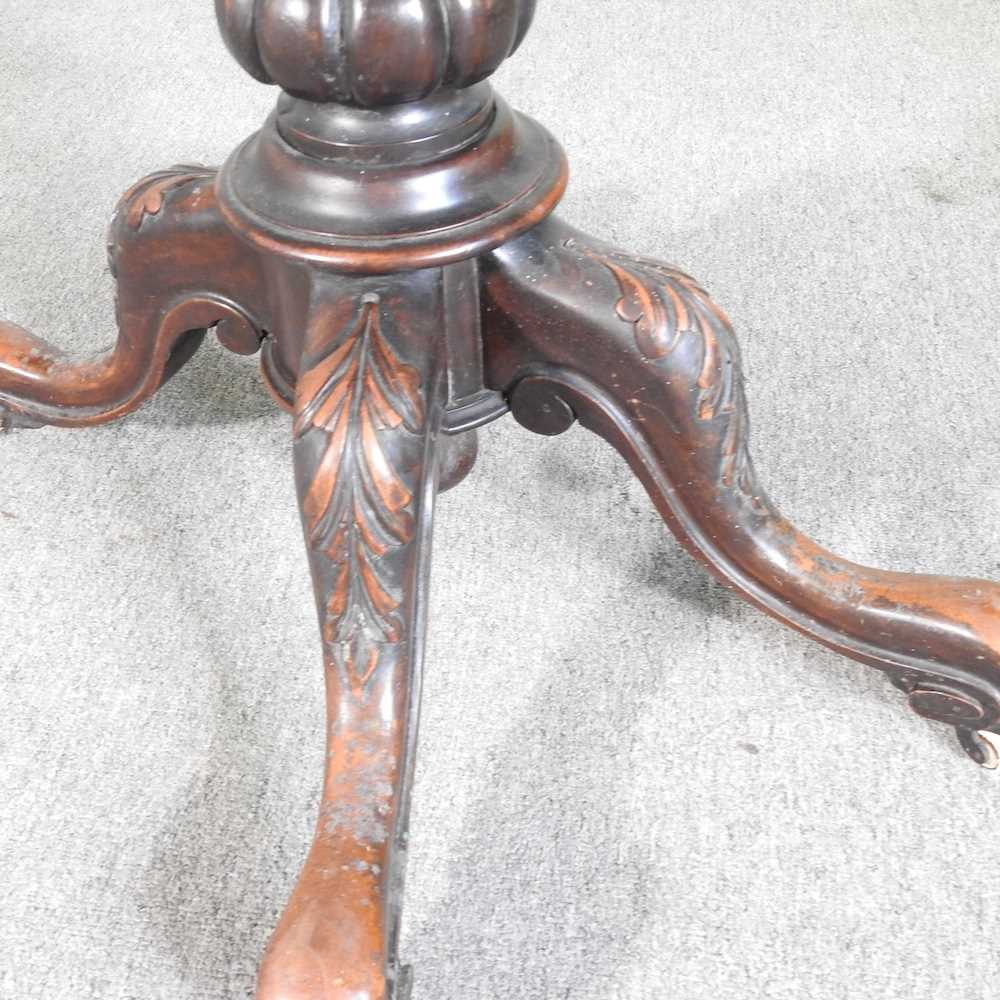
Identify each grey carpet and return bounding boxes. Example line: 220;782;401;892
2;1;999;998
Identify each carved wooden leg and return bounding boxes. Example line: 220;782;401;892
480;216;1000;765
0;166;267;429
257;270;447;1000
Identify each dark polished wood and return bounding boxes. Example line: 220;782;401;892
2;1;997;997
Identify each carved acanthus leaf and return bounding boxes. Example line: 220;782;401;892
596;250;764;512
294;295;425;693
122;165;215;230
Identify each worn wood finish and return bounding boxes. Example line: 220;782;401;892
260;270;446;1000
480;219;1000;758
0;167;268;428
2;1;997;996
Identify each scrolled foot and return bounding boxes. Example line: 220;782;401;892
956;728;1000;770
481;216;1000;762
0;165;268;428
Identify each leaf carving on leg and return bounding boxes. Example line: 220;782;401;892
592;248;766;514
294;293;426;697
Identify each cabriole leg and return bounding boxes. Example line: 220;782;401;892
480;216;1000;766
256;269;449;1000
0;166;267;429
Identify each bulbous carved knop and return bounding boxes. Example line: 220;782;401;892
215;0;537;105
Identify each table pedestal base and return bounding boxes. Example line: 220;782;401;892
3;3;998;996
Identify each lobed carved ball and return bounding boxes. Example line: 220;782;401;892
215;0;537;106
